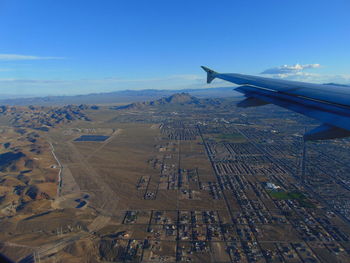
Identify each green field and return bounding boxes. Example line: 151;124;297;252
269;190;315;208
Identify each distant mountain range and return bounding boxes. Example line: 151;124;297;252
0;87;241;106
114;92;202;110
2;81;350;107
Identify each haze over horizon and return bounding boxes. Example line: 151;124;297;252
0;0;349;96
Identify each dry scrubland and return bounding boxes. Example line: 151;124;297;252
0;104;225;262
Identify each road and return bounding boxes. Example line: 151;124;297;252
49;141;63;198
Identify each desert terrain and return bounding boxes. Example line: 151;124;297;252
0;94;350;262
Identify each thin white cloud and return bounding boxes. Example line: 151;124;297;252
0;78;64;84
261;63;321;75
0;73;219;96
0;54;64;61
0;74;204;86
93;74;204;83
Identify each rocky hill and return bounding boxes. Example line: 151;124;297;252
114;93;203;110
0;104;97;131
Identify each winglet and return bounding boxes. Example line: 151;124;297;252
201;66;217;83
304;124;350;141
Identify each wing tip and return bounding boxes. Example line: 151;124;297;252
201;66;217;84
304;124;350;141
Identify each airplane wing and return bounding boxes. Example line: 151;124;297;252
201;66;350;140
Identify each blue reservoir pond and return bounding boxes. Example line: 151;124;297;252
74;135;110;142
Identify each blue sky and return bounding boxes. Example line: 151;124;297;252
0;0;349;96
